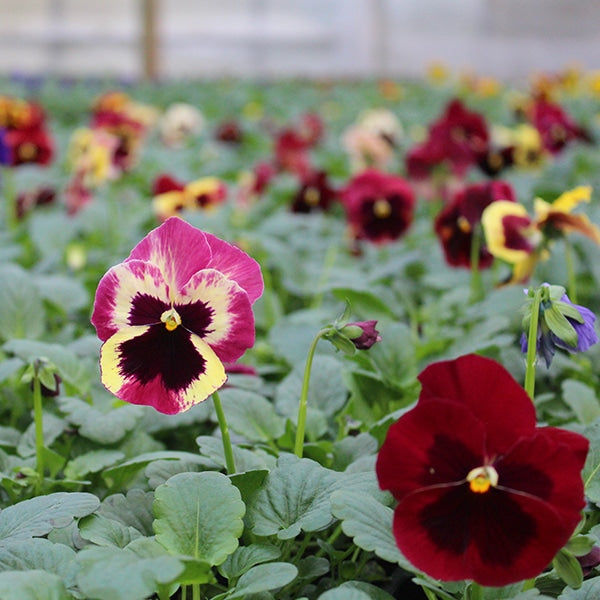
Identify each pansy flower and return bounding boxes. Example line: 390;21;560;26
482;186;600;282
406;98;489;181
91;217;263;414
434;180;516;269
341;168;415;245
158;102;204;147
376;353;589;586
291;170;338;213
152;176;227;221
529;99;592;155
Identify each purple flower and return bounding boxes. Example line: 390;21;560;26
521;284;598;367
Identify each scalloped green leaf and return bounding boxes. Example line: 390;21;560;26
330;490;411;569
219;388;285;443
153;471;245;566
0;492;100;541
0;569;70;600
219;543;281;580
228;562;298;599
247;454;339;540
76;545;184;600
0;264;45;341
318;581;396;599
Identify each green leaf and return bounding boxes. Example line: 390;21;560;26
331;433;378;471
0;357;24;383
275;355;347;423
103;451;212;490
79;513;142;548
35;274;89;313
562;380;600;425
57;394;143;444
196;435;275;472
17;412;65;458
558;577;600;598
0;570;70;600
581;419;600;504
219;388;286;443
330;490;412;569
0;538;76;586
318;581;396;599
4;340;88;392
76;545;184;600
553;548;583;589
331;288;397;321
0;492;100;541
227;562;298;599
153;471;245;565
98;490;155;537
219;544;281;580
0;264;45;341
64;450;125;481
247;454;339;540
229;470;270;506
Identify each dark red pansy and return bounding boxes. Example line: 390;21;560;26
530;99;593;155
151;173;185;195
376;354;588;586
341;168;415;244
291;170;338;213
434;180;516;268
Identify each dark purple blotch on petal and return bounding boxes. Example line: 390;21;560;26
118;325;206;391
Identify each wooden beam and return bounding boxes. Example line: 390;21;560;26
141;0;158;80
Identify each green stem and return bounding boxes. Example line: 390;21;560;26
422;588;438;600
564;238;578;304
1;166;17;231
32;369;44;492
469;225;483;303
521;577;536;591
192;583;201;600
468;582;484;600
181;584;187;599
294;329;328;458
212;390;236;475
524;287;543;400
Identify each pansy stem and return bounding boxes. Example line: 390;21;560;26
192;583;201;600
294;328;328;458
469;225;483;303
564;238;578;304
32;367;44;492
524;286;544;400
1;167;17;231
212;390;236;475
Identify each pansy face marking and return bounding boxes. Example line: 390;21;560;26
92;217;263;415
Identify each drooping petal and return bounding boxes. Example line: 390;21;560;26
126;217;213;292
417;354;537;455
177;269;255;363
99;324;226;414
203;232;264;303
376;398;485;500
91;260;171;342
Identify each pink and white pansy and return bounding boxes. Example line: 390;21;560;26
91;217;263;414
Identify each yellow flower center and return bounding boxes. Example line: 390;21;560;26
304;186;320;206
161;307;182;331
457;215;472;233
18;142;38;161
373;198;392;219
466;465;499;494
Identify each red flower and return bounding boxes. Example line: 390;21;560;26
434;180;516;268
16;186;56;219
376;354;588;587
530;99;592;155
151;173;185;195
341;168;415;244
406;99;489;180
4;127;54;166
291;170;338;213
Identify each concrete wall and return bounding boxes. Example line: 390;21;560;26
0;0;599;81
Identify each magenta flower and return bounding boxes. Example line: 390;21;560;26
376;354;589;586
91;217;263;414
